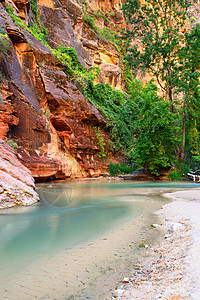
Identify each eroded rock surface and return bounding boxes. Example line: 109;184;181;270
0;3;112;181
0;139;39;208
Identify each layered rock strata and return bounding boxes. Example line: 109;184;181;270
0;139;39;208
0;2;114;181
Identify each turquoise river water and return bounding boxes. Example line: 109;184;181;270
0;181;199;299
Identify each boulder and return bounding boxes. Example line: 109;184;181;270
0;139;39;208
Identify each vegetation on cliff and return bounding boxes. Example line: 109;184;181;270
1;0;200;180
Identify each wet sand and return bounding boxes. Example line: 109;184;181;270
0;210;161;300
111;188;200;299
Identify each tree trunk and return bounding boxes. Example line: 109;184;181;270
180;106;187;160
169;88;174;113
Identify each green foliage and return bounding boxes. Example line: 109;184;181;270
122;0;190;103
30;0;39;22
95;27;119;47
86;79;179;176
52;46;100;91
29;22;48;46
84;14;95;27
129;80;181;176
167;162;189;181
110;11;115;18
86;79;182;176
122;0;200;161
85;82;136;156
6;4;48;46
0;28;9;54
193;156;200;163
6;7;28;30
177;24;200;157
93;127;107;158
28;141;32;151
82;5;119;49
83;5;96;27
167;170;183;181
7;139;18;149
91;9;105;20
121;62;134;92
45;109;50;118
108;162;135;176
29;0;48;39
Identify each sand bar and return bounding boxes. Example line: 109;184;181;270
111;188;200;299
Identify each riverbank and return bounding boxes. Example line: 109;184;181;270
111;188;200;299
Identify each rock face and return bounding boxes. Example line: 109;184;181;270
38;0;125;89
0;0;120;181
0;139;39;208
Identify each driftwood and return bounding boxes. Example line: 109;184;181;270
187;172;200;182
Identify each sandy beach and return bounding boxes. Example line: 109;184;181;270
111;188;200;300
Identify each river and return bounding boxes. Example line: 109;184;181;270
0;181;198;299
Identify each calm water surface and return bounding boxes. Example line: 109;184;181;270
0;181;199;299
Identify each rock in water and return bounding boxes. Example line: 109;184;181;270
0;139;39;208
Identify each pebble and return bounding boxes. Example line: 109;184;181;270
109;221;193;299
164;234;171;239
168;222;182;233
139;243;149;249
151;223;161;228
113;289;125;298
122;278;129;283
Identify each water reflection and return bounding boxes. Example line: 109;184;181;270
0;181;198;277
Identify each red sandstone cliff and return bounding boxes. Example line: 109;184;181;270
0;0;126;181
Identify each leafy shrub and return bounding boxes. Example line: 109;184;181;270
93;127;107;158
0;29;9;54
110;11;115;18
85;82;136;156
167;162;189;181
29;22;48;46
52;46;100;90
108;162;135;176
128;80;181;176
45;109;50;118
6;5;48;46
7;139;18;149
6;7;28;30
96;27;118;46
167;170;183;181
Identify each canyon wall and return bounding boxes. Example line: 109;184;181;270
0;0;126;181
1;0;199;185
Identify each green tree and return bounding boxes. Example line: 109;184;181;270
122;0;189;105
122;0;200;159
177;24;200;158
129;80;180;175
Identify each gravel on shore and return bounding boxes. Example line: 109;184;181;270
110;188;200;300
